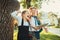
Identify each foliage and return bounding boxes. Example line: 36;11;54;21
20;0;43;8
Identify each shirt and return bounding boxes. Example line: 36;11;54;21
11;11;29;26
29;17;40;31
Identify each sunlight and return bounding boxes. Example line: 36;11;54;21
41;0;60;17
17;0;21;2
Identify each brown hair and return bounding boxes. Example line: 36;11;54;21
22;10;27;14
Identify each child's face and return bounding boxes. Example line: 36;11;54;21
23;12;29;18
32;9;38;16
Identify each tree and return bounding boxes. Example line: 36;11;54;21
26;0;31;8
0;0;20;40
57;18;60;28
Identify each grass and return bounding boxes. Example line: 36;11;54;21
13;29;60;40
40;31;60;40
13;30;18;40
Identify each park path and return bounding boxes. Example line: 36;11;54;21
47;27;60;36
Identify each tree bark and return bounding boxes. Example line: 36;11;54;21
0;0;20;40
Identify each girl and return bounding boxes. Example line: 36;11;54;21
11;10;30;40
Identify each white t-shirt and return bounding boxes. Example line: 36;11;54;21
11;11;29;26
29;17;39;31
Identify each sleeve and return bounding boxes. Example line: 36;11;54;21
11;11;22;26
11;11;19;20
30;17;40;27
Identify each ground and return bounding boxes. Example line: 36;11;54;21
13;29;60;40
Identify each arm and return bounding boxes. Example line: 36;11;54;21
42;27;48;32
29;17;43;30
30;24;47;30
11;11;19;19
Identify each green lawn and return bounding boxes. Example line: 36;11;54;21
40;31;60;40
13;30;60;40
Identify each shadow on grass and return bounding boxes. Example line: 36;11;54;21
40;34;60;40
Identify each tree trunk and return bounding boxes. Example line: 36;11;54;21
26;0;31;9
0;0;20;40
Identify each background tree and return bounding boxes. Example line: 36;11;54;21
26;0;31;8
0;0;20;40
57;18;60;28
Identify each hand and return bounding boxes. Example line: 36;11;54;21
30;25;38;30
26;16;30;21
44;27;48;33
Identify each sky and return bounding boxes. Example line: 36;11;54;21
40;0;60;18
